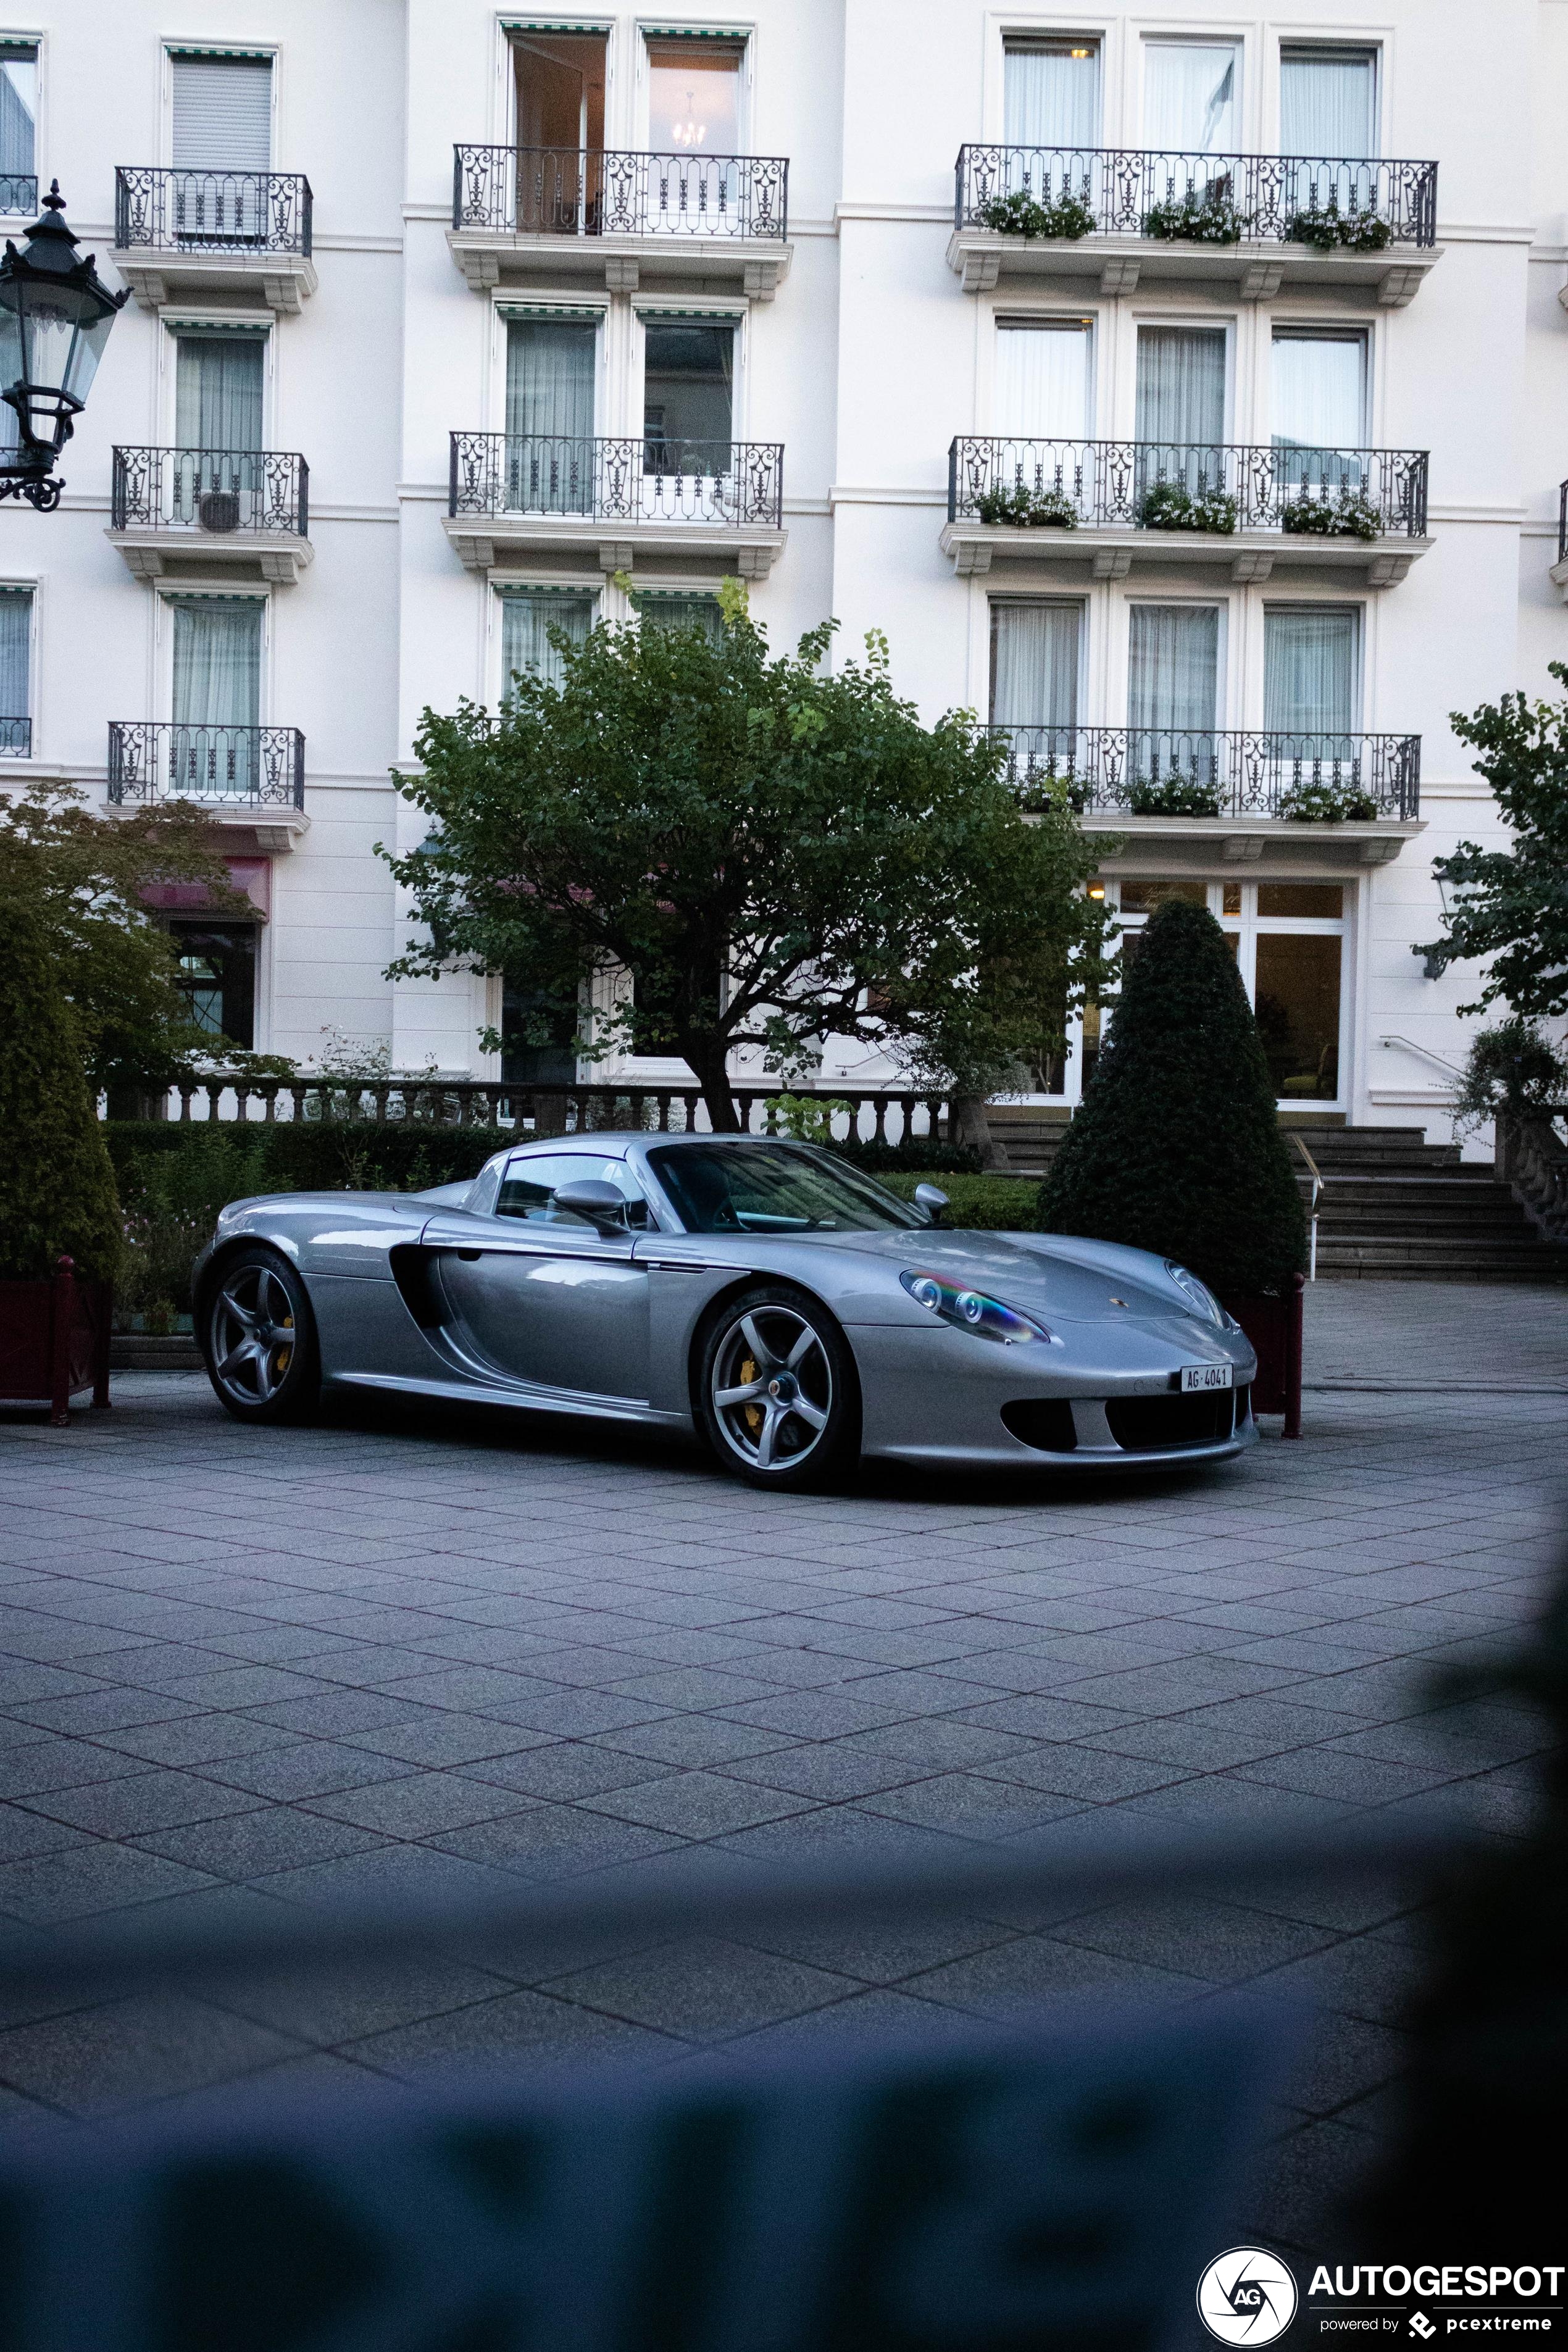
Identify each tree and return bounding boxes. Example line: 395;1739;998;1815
0;894;122;1283
1036;898;1307;1294
1416;661;1568;1015
383;604;1111;1132
0;783;240;1097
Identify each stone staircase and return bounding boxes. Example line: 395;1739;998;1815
983;1111;1568;1283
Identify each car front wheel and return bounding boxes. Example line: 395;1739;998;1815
203;1246;320;1425
697;1286;858;1490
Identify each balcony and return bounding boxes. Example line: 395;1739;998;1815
449;146;791;300
0;172;36;216
107;722;307;854
943;438;1430;585
993;725;1422;867
443;433;786;578
1;717;31;756
112;168;316;313
107;449;311;584
948;145;1440;305
1549;478;1568;602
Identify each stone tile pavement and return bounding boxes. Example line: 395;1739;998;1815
0;1279;1563;2259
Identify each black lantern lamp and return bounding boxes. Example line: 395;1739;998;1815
0;181;127;512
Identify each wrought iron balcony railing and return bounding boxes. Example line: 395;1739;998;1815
0;715;31;756
111;447;309;536
1557;478;1568;564
955;144;1438;247
449;433;785;528
114;167;313;255
452;145;788;241
990;725;1420;821
107;722;305;811
950;437;1428;537
0;172;37;215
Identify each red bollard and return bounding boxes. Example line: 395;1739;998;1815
50;1254;75;1428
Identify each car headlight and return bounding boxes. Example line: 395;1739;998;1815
1164;1262;1238;1330
900;1269;1053;1345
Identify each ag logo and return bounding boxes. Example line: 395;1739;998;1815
1197;2248;1299;2344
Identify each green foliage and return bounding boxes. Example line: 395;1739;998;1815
0;783;240;1094
1277;780;1378;822
975;188;1095;240
383;606;1112;1130
1127;774;1221;818
974;481;1079;529
1036;898;1307;1293
1138;480;1237;535
764;1093;853;1143
1417;661;1568;1015
828;1136;982;1175
1450;1017;1568;1138
0;896;122;1284
1287;200;1391;252
1143;190;1243;244
875;1170;1038;1230
1280;486;1383;540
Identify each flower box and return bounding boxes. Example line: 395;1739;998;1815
0;1258;114;1425
1217;1273;1304;1438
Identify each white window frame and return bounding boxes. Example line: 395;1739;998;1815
632;300;748;444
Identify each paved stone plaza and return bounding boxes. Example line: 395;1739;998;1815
1;1280;1563;2258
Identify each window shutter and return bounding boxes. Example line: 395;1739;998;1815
171;56;273;172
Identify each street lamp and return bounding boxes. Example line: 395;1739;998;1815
0;181;127;512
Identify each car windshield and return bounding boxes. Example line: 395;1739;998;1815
647;1143;925;1235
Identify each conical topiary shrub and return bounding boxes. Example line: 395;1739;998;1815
1036;897;1307;1293
0;894;122;1283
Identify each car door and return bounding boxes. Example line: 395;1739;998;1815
420;1153;653;1403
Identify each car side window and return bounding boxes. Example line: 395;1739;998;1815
494;1154;652;1230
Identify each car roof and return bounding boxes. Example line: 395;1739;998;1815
503;1132;803;1154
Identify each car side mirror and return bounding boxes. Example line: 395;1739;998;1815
552;1180;627;1230
914;1183;949;1227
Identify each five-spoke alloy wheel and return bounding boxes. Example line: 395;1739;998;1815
202;1246;320;1424
698;1286;857;1488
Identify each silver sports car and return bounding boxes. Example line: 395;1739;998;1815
193;1133;1258;1488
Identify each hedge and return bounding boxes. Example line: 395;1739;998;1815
875;1170;1038;1230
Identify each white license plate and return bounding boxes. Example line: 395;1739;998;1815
1181;1363;1234;1393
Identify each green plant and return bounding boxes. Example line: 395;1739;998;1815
1277;780;1378;822
385;608;1109;1134
1143;190;1243;244
1036;898;1307;1293
764;1092;854;1143
114;1127;273;1325
1138;480;1238;535
1127;774;1222;818
875;1170;1038;1230
975;187;1095;240
1280;486;1383;540
1286;199;1391;252
0;895;123;1285
1450;1017;1568;1139
974;481;1080;529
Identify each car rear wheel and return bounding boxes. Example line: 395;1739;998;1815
697;1286;858;1490
203;1246;320;1425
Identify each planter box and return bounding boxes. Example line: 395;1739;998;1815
0;1259;113;1425
1217;1274;1304;1438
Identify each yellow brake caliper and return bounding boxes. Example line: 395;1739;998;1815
275;1313;293;1375
738;1354;763;1438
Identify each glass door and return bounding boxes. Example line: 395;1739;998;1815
1272;331;1366;499
996;320;1091;436
499;589;596;695
646;38;743;229
511;32;607;233
170;598;263;799
0;43;38;211
642;320;734;512
173;329;266;526
1279;46;1376;158
1143;40;1238;159
505;317;597;512
990;601;1082;775
170;55;273;243
1264;605;1358;756
1135;326;1227;507
1127;604;1220;798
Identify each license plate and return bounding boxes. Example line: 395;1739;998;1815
1181;1363;1233;1393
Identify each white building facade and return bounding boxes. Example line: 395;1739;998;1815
1;1;1562;1135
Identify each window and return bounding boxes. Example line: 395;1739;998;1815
635;591;725;644
1264;607;1359;746
0;41;37;207
1136;325;1227;449
1127;604;1220;777
646;39;741;153
168;921;256;1049
1003;37;1100;148
504;315;598;511
1272;330;1367;493
642;320;734;461
995;320;1091;440
0;584;30;749
511;31;607;231
501;982;578;1088
172;328;267;520
1143;41;1238;153
171;53;272;170
1280;46;1377;159
496;1153;650;1228
499;589;595;693
990;602;1082;744
170;598;262;794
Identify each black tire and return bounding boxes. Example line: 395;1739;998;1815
695;1284;859;1491
202;1245;321;1425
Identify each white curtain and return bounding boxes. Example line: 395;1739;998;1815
1264;607;1357;740
991;603;1080;732
172;601;261;728
0;51;37;180
638;593;725;644
995;322;1090;439
1127;605;1219;734
506;319;596;441
0;588;30;719
175;333;265;450
1004;41;1100;146
1136;326;1227;446
1272;335;1365;448
501;591;594;691
1143;42;1238;152
1280;50;1375;158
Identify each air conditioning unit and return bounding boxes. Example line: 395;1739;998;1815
198;488;241;533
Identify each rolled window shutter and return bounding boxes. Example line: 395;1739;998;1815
171;56;273;172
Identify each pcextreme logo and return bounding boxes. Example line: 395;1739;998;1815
1198;2249;1301;2345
